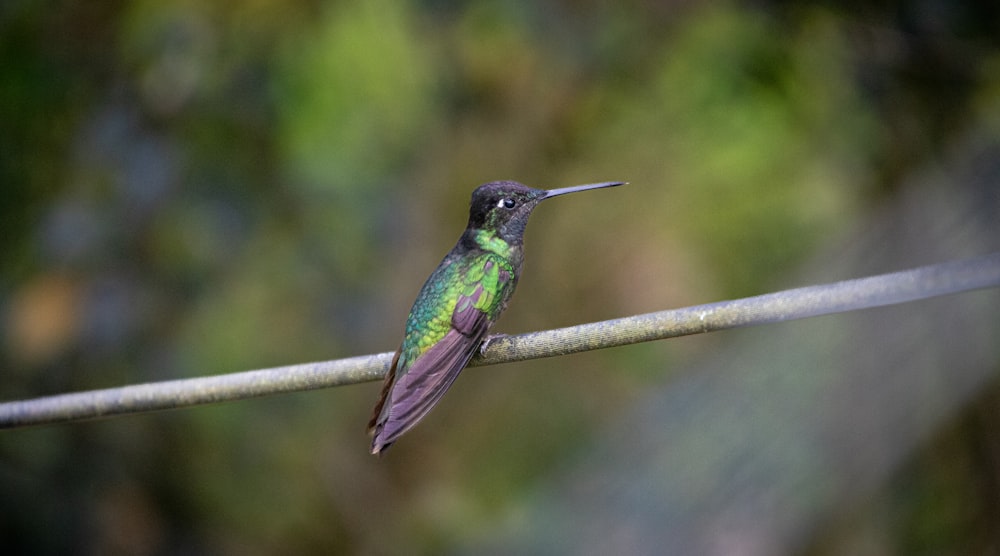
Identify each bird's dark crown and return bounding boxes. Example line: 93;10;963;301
466;181;547;242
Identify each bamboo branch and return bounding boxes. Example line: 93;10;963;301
2;252;998;429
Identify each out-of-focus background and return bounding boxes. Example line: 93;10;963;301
2;1;999;554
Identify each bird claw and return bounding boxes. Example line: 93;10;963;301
479;333;508;356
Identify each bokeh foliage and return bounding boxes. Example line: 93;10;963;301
1;0;998;553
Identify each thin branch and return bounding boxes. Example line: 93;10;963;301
2;252;999;429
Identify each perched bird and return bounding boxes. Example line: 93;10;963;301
368;180;625;454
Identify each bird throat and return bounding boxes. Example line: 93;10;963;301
471;229;515;258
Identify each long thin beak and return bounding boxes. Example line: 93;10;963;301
543;181;626;199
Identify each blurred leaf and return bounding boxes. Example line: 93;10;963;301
274;0;438;191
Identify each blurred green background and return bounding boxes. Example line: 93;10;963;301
2;1;999;554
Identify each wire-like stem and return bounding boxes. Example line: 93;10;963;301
1;252;998;429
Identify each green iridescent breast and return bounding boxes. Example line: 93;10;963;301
399;250;516;371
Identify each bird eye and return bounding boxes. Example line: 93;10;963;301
498;198;516;209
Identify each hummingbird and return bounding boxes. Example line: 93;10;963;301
368;180;625;454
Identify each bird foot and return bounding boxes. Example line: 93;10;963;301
479;333;508;356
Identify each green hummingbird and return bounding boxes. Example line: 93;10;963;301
368;180;625;454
